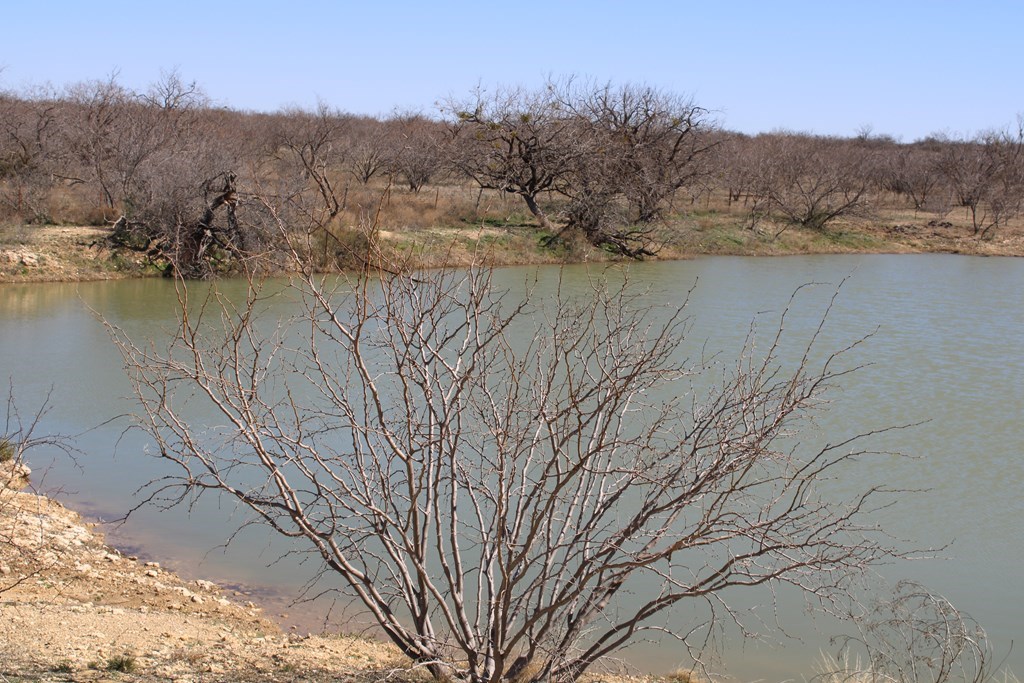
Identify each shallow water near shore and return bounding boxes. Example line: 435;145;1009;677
3;254;1022;681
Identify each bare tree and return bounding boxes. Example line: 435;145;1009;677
269;101;351;223
348;117;390;185
936;124;1024;239
0;86;59;222
111;240;906;682
751;133;875;233
141;68;209;112
716;133;758;208
62;74;265;278
877;143;944;213
448;81;716;257
384;110;446;193
446;85;586;230
61;74;189;215
569;82;717;223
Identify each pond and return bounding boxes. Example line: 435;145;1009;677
2;254;1022;682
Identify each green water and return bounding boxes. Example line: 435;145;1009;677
2;254;1021;681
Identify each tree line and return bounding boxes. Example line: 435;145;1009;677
2;72;1022;276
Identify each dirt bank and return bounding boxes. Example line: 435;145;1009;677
0;226;154;283
0;460;405;682
2;213;1023;286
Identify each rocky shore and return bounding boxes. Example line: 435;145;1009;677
0;460;405;682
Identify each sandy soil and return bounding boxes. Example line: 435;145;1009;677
0;461;407;682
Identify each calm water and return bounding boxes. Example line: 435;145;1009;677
1;255;1022;681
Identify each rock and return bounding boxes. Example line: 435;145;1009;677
1;462;32;489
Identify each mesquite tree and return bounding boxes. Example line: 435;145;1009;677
111;244;903;682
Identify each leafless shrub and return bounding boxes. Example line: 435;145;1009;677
822;581;997;683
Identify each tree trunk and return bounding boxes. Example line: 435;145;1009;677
522;193;553;229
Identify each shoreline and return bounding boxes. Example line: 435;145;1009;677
1;216;1022;285
0;460;407;682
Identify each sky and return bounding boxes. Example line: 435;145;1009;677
3;0;1022;141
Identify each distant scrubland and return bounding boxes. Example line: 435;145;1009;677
2;72;1023;278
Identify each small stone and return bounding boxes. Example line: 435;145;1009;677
191;595;204;604
145;569;159;577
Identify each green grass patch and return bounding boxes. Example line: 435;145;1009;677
0;437;15;463
106;654;137;673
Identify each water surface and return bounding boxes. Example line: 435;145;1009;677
2;254;1021;681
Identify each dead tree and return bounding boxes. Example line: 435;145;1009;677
173;171;242;277
110;171;244;278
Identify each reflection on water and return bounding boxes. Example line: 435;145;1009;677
2;254;1022;682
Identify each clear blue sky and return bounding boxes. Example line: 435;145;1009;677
3;0;1022;141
